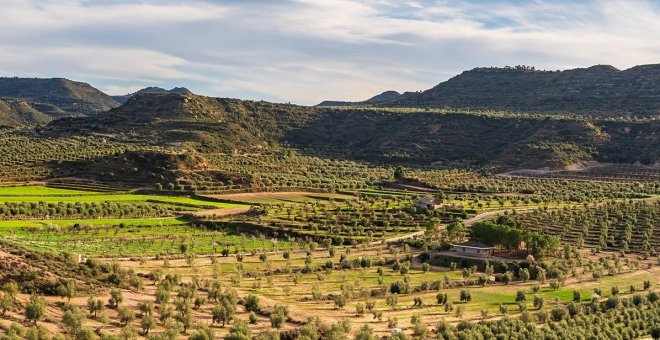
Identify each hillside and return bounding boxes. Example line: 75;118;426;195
0;77;119;117
385;64;660;116
111;86;192;104
318;90;401;106
46;92;320;151
0;98;54;126
287;109;658;168
44;93;658;169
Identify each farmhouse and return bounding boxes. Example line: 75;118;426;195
452;242;494;258
416;195;443;210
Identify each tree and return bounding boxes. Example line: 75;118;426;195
118;307;135;327
0;292;13;316
189;326;214;340
108;288;123;308
572;290;581;302
334;295;346;309
177;304;194;334
355;303;365;315
446;222;464;241
355;324;376;340
393;166;405;181
436;292;447;305
244;294;260;313
62;306;85;335
1;281;18;316
270;305;289;329
533;295;544;309
386;293;398;310
459;290;471;303
25;325;50;340
515;290;526;302
138;301;154;317
57;280;76;301
87;297;104;319
25;296;46;325
140;315;156;336
212;301;235;327
225;318;252;340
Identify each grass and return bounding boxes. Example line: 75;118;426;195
0;185;251;255
0;216;188;228
1;222;292;255
0;185;244;209
0;185;101;196
210;191;353;205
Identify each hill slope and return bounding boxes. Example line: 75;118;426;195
386;64;660;116
318;90;401;106
47;92;319;151
111;86;192;104
45;93;658;168
0;77;119;117
0;98;54;126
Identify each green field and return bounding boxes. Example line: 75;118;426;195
0;185;244;208
0;185;255;256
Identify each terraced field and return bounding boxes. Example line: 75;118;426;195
0;185;255;256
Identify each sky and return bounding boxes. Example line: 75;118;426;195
0;0;659;105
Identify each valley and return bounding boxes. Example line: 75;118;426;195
0;66;657;340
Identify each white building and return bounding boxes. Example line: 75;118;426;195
452;242;494;258
416;195;443;210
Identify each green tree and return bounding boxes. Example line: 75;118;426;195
108;288;123;308
62;306;85;335
140;315;156;336
25;296;46;325
355;324;376;340
270;305;289;329
225;318;252;340
459;290;472;302
244;294;260;313
393;166;405;181
118;307;135;327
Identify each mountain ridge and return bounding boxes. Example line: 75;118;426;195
317;90;401;106
0;77;119;118
384;64;660;116
44;92;658;169
112;86;192;104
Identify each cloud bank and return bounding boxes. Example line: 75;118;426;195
1;0;658;104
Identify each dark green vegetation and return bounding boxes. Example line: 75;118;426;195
500;200;659;254
386;64;660;116
288;108;658;167
40;92;659;169
470;220;560;258
439;293;660;339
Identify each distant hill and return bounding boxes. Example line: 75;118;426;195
45;92;658;168
0;98;54;127
385;64;660;116
47;92;318;151
317;90;401;106
0;77;119;118
111;86;192;104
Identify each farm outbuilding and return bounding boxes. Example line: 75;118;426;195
416;195;443;210
452;242;494;258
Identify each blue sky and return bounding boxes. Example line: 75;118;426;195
1;0;659;105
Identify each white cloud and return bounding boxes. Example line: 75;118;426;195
0;46;190;82
0;0;658;104
0;0;229;34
